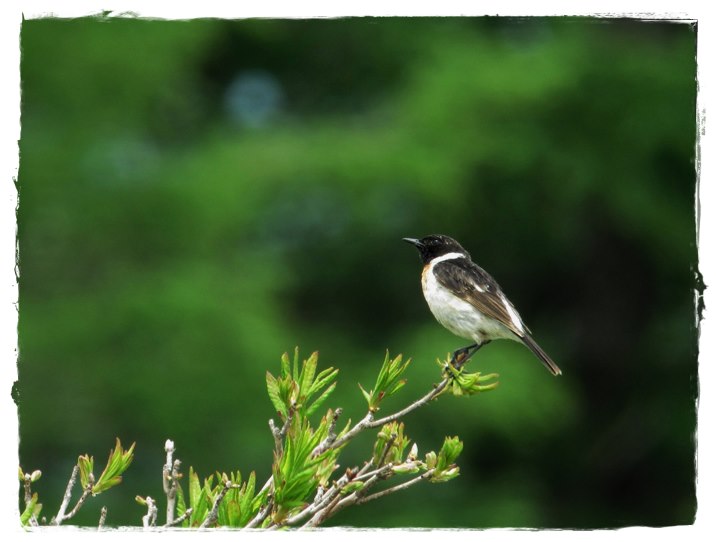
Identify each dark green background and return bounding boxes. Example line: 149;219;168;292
17;17;698;528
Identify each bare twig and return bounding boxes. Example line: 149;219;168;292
98;506;107;530
141;496;158;528
258;474;274;496
376;432;398;468
279;409;294;440
245;473;276;528
23;473;32;505
352;463;394;483
284;476;349;526
62;486;93;523
51;465;78;525
51;466;92;526
300;463;390;529
370;378;449;428
330;377;449;451
162;439;180;525
302;487;345;529
311;408;343;457
284;462;362;527
199;480;235;528
257;408;297;517
243;497;272;529
269;419;282;454
22;472;41;527
357;468;435;505
165;507;192;528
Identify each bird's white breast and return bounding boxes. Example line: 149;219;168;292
421;253;518;343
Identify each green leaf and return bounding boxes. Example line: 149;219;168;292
300;351;318;395
429;436;464;483
341;480;365;494
392;462;421;474
188;467;201;512
431;466;460;483
358;382;372;405
214;470;266;527
92;439;135;495
271;414;335;523
372;422;410;465
266;371;287;417
443;360;499;396
77;454;94;489
292;347;300;381
425;451;437;470
305;381;336;417
361;351;412;411
437;436;463;469
186;473;213;527
309;367;339;397
20;493;39;526
270;349;338;419
239;471;256;516
203;474;215;501
176;483;188;525
280;351;291;378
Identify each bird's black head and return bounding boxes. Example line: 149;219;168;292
402;234;469;264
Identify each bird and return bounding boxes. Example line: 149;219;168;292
403;234;561;376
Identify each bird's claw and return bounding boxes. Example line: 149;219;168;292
449;348;471;369
447;341;490;370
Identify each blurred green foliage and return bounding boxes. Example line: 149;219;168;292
17;16;697;528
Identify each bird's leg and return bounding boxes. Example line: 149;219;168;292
450;343;477;366
450;341;491;369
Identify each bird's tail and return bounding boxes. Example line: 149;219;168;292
520;334;562;376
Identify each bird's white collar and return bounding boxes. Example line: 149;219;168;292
429;252;466;265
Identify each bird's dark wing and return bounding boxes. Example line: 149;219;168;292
432;257;526;337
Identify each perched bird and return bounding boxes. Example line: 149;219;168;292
403;234;561;376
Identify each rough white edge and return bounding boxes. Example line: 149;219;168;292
1;1;711;539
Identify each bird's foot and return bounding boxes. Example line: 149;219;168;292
449;345;476;369
448;341;490;370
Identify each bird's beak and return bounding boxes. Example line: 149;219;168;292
402;237;423;248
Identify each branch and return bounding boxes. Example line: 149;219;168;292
330;377;449;451
311;407;343;457
98;506;107;531
162;439;180;525
199;480;235;528
286;439;394;527
284;474;352;526
62;485;93;523
370;378;449;428
255;408;297;517
51;466;92;525
244;474;276;529
268;419;282;454
268;406;295;451
307;467;435;528
23;473;32;506
165;507;192;528
352;462;394;483
375;432;398;468
357;468;435;505
141;496;157;528
51;465;78;525
300;462;390;529
243;496;272;530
